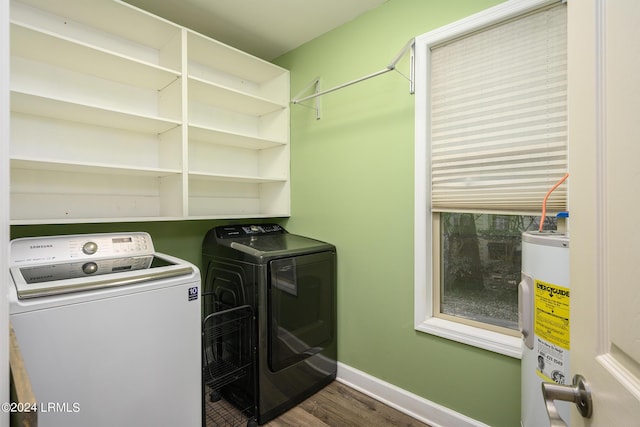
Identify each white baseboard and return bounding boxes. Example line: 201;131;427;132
336;362;490;427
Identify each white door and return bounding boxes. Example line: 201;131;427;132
568;0;640;425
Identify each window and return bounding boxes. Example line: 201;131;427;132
414;0;567;357
436;213;556;333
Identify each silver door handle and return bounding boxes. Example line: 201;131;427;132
541;374;593;427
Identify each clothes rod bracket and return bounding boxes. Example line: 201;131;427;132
291;76;322;119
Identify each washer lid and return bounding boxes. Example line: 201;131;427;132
229;234;334;259
10;254;193;299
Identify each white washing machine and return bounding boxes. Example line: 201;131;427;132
9;232;201;427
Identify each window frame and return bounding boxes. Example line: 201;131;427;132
432;212;524;337
413;0;563;359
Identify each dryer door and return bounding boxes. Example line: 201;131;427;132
268;251;335;372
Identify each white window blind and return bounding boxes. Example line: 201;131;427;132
430;3;567;214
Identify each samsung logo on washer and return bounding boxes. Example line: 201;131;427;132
29;244;53;249
27;275;54;282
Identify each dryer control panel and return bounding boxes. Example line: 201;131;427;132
215;224;286;239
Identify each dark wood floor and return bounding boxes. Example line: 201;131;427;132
205;381;431;427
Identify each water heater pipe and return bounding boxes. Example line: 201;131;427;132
539;173;569;231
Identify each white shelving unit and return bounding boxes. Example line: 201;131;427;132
9;0;290;224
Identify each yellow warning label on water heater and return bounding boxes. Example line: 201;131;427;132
534;279;570;350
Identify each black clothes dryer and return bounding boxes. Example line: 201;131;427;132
202;224;337;425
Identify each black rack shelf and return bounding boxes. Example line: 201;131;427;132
202;304;256;427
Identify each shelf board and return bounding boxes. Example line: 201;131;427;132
188;124;286;150
11;23;181;90
11;91;181;134
188;171;287;184
188;77;286;116
186;213;289;221
10;216;188;226
11;157;182;177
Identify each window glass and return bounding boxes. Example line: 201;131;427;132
438;213;556;331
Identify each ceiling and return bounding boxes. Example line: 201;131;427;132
123;0;388;61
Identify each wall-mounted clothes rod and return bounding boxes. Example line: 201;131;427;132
291;38;415;118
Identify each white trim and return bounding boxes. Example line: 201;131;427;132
413;0;562;359
414;0;560;48
593;0;609;359
416;318;522;359
337;362;490;427
1;0;10;424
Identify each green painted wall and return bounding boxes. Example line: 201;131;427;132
273;1;520;426
10;1;522;426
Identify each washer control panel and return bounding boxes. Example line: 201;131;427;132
10;232;154;266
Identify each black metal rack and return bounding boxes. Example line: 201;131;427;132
202;304;257;427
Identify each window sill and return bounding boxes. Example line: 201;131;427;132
415;317;523;359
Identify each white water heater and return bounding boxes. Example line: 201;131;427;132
519;231;570;427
